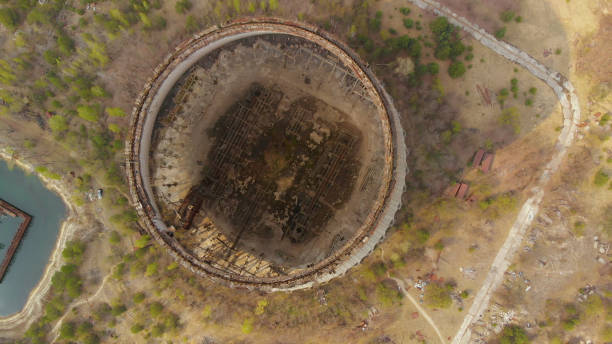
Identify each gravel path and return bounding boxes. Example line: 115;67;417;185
402;1;581;343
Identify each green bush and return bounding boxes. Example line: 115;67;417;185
145;262;158;277
135;234;151;248
499;325;529;344
43;49;61;66
106;107;127;117
500;107;521;134
151;323;165;337
0;7;20;30
57;31;75;55
500;11;515;23
448;61;466;78
175;0;192;13
133;292;145;304
602;325;612;342
369;10;382;31
49;115;69;133
495;27;507;39
51;264;82;298
599;113;610;126
594;169;609;186
77;104;101;122
402;18;413;29
62;240;86;263
241;318;254;334
427;62;439;75
424;282;452;308
399;7;410;15
150;302;163;317
0;59;17;84
59;322;76;339
268;0;278;11
109;230;121;244
376;282;403;307
130;324;144;333
416;228;430;244
111;303;127;316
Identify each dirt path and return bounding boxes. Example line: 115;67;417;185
403;1;581;343
390;277;446;344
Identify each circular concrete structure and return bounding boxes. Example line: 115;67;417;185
126;18;406;291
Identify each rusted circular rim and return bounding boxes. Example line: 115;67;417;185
126;18;406;290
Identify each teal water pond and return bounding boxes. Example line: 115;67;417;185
0;159;66;316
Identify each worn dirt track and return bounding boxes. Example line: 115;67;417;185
403;0;581;343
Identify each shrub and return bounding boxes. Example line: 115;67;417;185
376;282;403;307
57;31;75;55
109;230;121;244
76;322;93;338
241;318;254;334
268;0;278;11
399;7;410;15
529;87;537;95
584;294;603;316
135;234;151;248
448;61;466;78
427;62;439;75
416;228;430;244
500;11;515;23
499;325;529;344
254;299;268;315
130;324;144;333
43;49;61;66
500;107;521;134
602;326;612;342
403;18;413;29
369;12;383;32
133;292;145;304
495;27;507;39
145;262;158;277
594;169;609;186
150;302;163;317
62;241;86;263
186;15;198;32
151;324;165;337
59;322;76;339
77;104;101;122
0;7;20;30
599;113;610;126
175;0;192;13
105;107;127;117
0;59;17;84
111;303;127;316
424;282;452;308
49;115;68;133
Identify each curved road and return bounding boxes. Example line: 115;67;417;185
402;1;581;343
